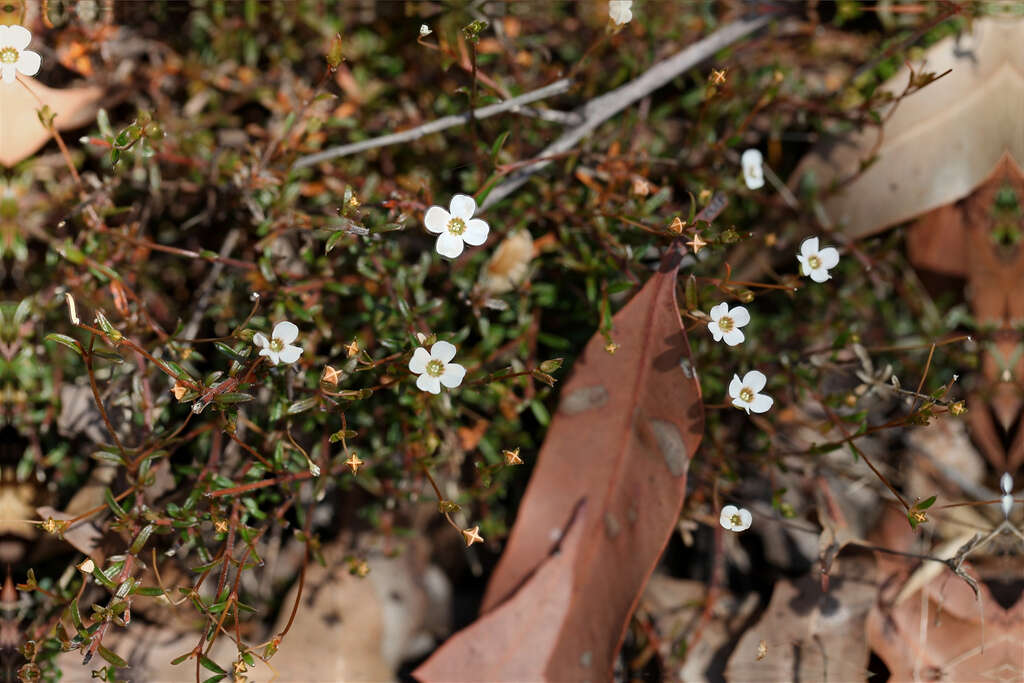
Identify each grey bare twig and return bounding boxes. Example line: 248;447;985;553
292;78;573;169
481;14;774;209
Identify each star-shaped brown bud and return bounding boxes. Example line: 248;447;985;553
345;339;360;357
321;365;341;385
685;232;708;254
503;448;523;465
667;216;685;235
461;525;484;547
710;68;727;84
171;380;189;401
345;452;364;475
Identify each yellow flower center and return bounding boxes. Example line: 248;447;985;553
269;338;284;352
426;359;445;377
739;387;753;403
807;254;821;270
718;315;734;333
730;513;742;527
447;217;466;236
0;47;18;64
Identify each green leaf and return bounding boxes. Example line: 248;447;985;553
45;333;83;356
216;392;254;405
104;487;127;519
287;397;319;415
170;652;192;666
917;495;937;510
490;130;511;165
97;644;128;669
199;655;226;675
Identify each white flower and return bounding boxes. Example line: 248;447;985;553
797;237;840;283
609;0;633;25
253;321;304;365
707;302;749;346
0;25;40;84
409;340;466;394
424;194;490;259
419;24;432;37
729;370;773;414
719;505;752;532
741;148;764;190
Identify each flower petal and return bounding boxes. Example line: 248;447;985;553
719;505;737;529
278;345;303;364
817;246;839;269
16;49;39;77
707;321;723;342
800;237;819;258
732;398;751;414
729;306;750;327
436;232;464;258
449;194;476;220
462;218;489;246
749;393;774;414
737;508;752;530
709;302;728;321
252;332;269;349
260;348;279;365
272;321;299;344
424;206;449;234
742;370;767;392
416;373;441;394
796;254;809;276
728;374;743;400
430;340;457;363
7;25;31;51
408;347;431;374
1;64;15;84
439;362;465;388
810;268;831;283
723;329;745;346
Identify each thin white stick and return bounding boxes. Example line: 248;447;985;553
481;14;774;209
292;78;573;168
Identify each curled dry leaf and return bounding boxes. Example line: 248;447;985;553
478;229;533;296
416;240;704;681
791;18;1024;238
0;76;103;167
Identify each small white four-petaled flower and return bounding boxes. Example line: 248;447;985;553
741;148;764;190
609;0;633;25
0;25;40;84
253;321;304;365
797;237;840;283
708;302;749;346
409;340;466;394
720;505;752;532
729;370;773;414
424;194;489;259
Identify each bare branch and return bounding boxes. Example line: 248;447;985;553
292;78;574;169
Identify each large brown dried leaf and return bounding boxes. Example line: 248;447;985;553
792;18;1024;238
416;243;704;681
725;553;877;682
867;506;1024;681
0;76;103;167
